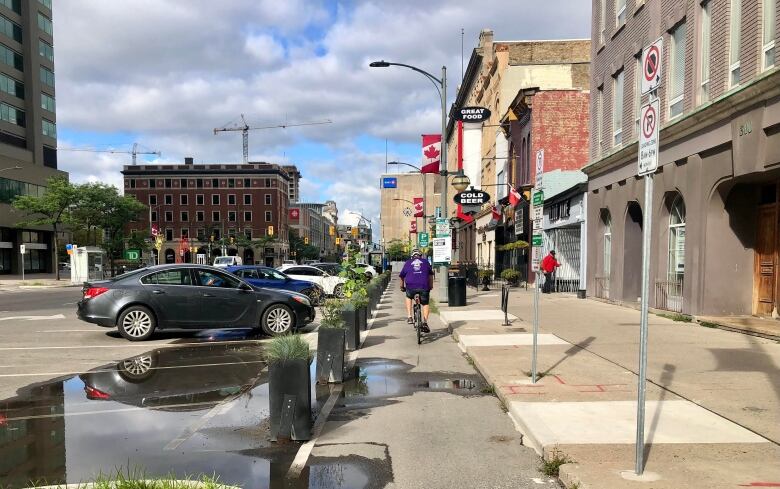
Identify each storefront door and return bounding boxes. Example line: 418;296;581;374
755;203;777;316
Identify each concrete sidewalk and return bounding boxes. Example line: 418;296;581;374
0;273;77;289
438;285;780;489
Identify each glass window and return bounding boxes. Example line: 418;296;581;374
212;211;220;221
0;44;22;70
244;211;252;222
596;87;603;156
164;211;172;222
40;66;54;87
0;15;22;42
150;211;157;222
180;178;187;188
244;194;251;205
41;93;55;112
164;178;171;188
237;269;259;279
0;102;24;126
0;73;22;98
668;195;686;283
39;39;53;62
602;211;611;276
180;194;188;205
265;178;271;187
212;194;219;205
228;178;235;188
42;118;56;137
37;13;52;36
763;0;776;70
669;23;687;118
599;0;606;43
181;211;188;222
228;211;236;222
265;194;271;205
141;269;192;286
196;178;203;188
613;70;624;146
0;177;45;204
149;194;156;205
212;178;219;187
616;0;626;26
699;1;711;104
265;211;272;222
129;179;136;189
181;228;189;239
244;228;252;239
196;194;204;205
228;194;236;205
244;178;251;187
149;178;156;188
165;228;174;241
196;210;204;222
196;269;240;288
1;0;21;14
38;0;51;9
164;194;172;205
729;0;741;87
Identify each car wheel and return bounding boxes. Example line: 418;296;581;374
116;352;158;382
302;287;322;306
261;304;294;336
117;306;156;341
333;283;345;298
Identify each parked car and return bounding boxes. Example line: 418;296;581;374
277;264;347;298
356;262;378;278
282;260;297;266
310;262;342;276
227;265;324;305
213;256;243;268
77;264;315;340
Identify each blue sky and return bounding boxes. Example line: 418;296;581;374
52;0;591;229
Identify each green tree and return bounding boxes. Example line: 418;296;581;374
68;182;115;246
386;239;407;261
98;191;146;276
12;177;80;280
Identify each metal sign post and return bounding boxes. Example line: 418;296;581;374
531;149;544;384
19;244;25;281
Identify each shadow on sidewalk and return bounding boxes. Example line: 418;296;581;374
644;363;675;470
541;336;596;377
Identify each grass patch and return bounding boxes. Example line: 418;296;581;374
539;447;573;477
463;353;475;367
428;298;440;315
658;312;692;322
265;334;312;364
37;467;237;488
481;383;496;395
699;321;718;329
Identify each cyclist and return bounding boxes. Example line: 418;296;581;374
399;248;434;333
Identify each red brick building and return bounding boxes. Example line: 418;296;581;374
122;158;297;266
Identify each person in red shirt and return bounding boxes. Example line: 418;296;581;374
541;250;560;294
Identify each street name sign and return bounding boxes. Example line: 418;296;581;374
418;232;430;248
435;218;450;237
19;244;25;254
641;37;663;94
532;191;544;206
432;237;451;264
638;98;660;175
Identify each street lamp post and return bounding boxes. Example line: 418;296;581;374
371;60;448;301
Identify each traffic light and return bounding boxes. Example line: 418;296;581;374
336;237;341;245
210;235;215;242
230;236;235;245
329;225;335;236
268;225;274;236
351;227;358;237
304;236;309;244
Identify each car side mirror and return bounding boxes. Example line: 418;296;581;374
238;282;252;292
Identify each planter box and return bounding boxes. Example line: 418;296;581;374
341;308;360;351
358;305;368;330
316;328;345;384
269;359;312;441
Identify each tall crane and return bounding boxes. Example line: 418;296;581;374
58;142;161;165
213;114;332;164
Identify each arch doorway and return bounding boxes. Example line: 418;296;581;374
243;248;255;265
164;248;176;264
622;201;643;303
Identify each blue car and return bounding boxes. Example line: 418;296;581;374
227;265;324;305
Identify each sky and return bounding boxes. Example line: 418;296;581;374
52;0;591;233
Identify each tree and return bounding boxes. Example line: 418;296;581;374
68;182;115;246
289;228;319;262
12;177;80;280
386;239;407;261
99;193;146;276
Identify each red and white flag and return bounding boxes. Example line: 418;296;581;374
491;206;502;222
410;220;418;234
509;184;522;207
151;224;159;237
413;197;424;217
421;134;441;174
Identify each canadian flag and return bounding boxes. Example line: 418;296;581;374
413;197;424;217
491;205;502;223
410;220;418;234
509;184;522;207
151;224;159;237
421;134;441;174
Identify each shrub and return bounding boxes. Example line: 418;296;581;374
320;299;346;329
265;334;312;363
478;268;493;279
500;268;520;281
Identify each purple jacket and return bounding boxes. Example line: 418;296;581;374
399;258;433;290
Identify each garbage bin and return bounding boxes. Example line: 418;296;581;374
448;276;467;307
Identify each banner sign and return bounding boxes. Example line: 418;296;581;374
413;197;424;217
455;106;491;123
289;208;300;221
382;177;397;188
410;220;418;234
421;134;441;174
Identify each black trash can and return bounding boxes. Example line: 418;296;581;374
448;276;467;307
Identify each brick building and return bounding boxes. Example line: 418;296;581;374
122;159;297;266
584;0;780;318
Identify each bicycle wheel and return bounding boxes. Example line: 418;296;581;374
414;300;422;345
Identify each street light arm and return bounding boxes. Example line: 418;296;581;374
388;161;422;172
370;61;443;100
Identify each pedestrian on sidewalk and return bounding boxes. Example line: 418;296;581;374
399;248;434;333
541;250;560;294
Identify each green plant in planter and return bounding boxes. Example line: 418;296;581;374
478;268;494;279
351;287;369;308
500;268;520;285
320;299;346;329
265;334;312;363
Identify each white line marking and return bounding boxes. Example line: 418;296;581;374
2;401;222;422
35;329;97;333
0;314;66;321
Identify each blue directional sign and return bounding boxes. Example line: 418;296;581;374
382;177;397;189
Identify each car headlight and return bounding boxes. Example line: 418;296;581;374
292;295;311;306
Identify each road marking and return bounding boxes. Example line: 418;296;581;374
35;329;97;333
0;314;66;321
62;302;78;305
1;401;223;422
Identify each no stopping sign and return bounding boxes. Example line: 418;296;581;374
641;37;663;94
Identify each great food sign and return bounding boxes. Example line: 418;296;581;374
455;106;491;123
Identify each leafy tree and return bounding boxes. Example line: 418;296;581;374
12;177;80;280
289;228;319;262
386;239;407;261
68;182;115;246
98;191;146;276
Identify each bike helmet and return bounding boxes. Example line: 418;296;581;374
411;248;422;258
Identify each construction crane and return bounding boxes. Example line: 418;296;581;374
58;142;161;165
213;114;332;164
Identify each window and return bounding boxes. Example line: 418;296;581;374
40;66;54;87
668;194;686;284
602;210;612;277
228;178;235;188
613;70;624;146
196;178;203;188
0;178;45;203
549;200;571;221
228;194;236;205
196;269;240;288
265;178;271;187
212;194;219;205
634;56;642;136
141;270;192;286
0;44;22;71
0;102;24;127
244;178;251;187
41;93;55;112
197;228;205;240
180;194;188;205
599;0;606;43
181;228;189;239
196;210;204;222
729;0;741;87
596;87;603;156
164;211;173;222
228;211;236;222
244;211;252;222
763;0;776;70
150;211;157;222
37;13;52;36
38;0;51;9
615;0;626;26
0;15;22;42
669;22;687;118
39;39;53;62
180;178;187;188
149;194;157;205
164;194;172;205
181;211;189;222
236;268;259;279
149;179;156;188
699;1;711;104
244;228;252;239
42;119;56;137
164;178;171;188
212;178;219;188
0;73;22;98
265;211;272;222
244;194;251;205
196;194;204;205
129;179;136;189
212;211;220;221
265;194;271;205
1;1;21;14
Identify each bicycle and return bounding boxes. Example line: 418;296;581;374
413;293;423;345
